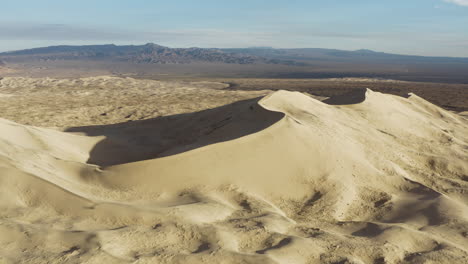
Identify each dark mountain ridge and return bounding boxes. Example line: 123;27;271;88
4;43;468;66
0;43;301;65
221;47;468;64
2;44;468;83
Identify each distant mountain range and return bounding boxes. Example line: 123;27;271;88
2;43;467;66
2;43;468;83
220;47;468;64
0;43;302;65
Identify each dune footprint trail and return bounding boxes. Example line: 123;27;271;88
0;89;467;264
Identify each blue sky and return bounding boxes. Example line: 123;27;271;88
1;0;468;56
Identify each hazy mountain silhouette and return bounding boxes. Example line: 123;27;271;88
0;43;302;65
3;43;467;66
220;47;468;64
2;44;468;83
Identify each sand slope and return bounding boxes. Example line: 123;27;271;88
0;89;467;264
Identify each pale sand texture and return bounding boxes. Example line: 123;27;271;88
0;76;271;128
0;83;467;263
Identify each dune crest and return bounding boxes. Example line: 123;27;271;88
0;90;467;263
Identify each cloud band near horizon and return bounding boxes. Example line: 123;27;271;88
444;0;468;6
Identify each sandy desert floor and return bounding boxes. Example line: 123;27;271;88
0;76;273;128
0;77;467;264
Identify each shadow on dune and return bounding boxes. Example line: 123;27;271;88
322;88;368;105
66;97;284;167
322;88;411;105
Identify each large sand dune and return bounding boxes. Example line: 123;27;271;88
0;89;467;263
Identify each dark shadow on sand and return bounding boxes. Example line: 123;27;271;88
66;97;284;167
322;88;411;105
322;88;368;105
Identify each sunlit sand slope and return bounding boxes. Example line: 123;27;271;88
0;89;467;264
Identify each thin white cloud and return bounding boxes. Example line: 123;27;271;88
0;22;369;48
444;0;468;6
0;23;136;41
0;22;467;57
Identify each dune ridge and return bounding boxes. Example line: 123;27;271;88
0;89;467;263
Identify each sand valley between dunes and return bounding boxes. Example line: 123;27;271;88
0;77;467;264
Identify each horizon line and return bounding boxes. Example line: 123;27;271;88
2;42;468;59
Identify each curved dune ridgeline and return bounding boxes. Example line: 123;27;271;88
0;89;467;263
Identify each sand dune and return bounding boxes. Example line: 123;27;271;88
0;89;467;263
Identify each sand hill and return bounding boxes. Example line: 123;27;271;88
0;89;467;263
